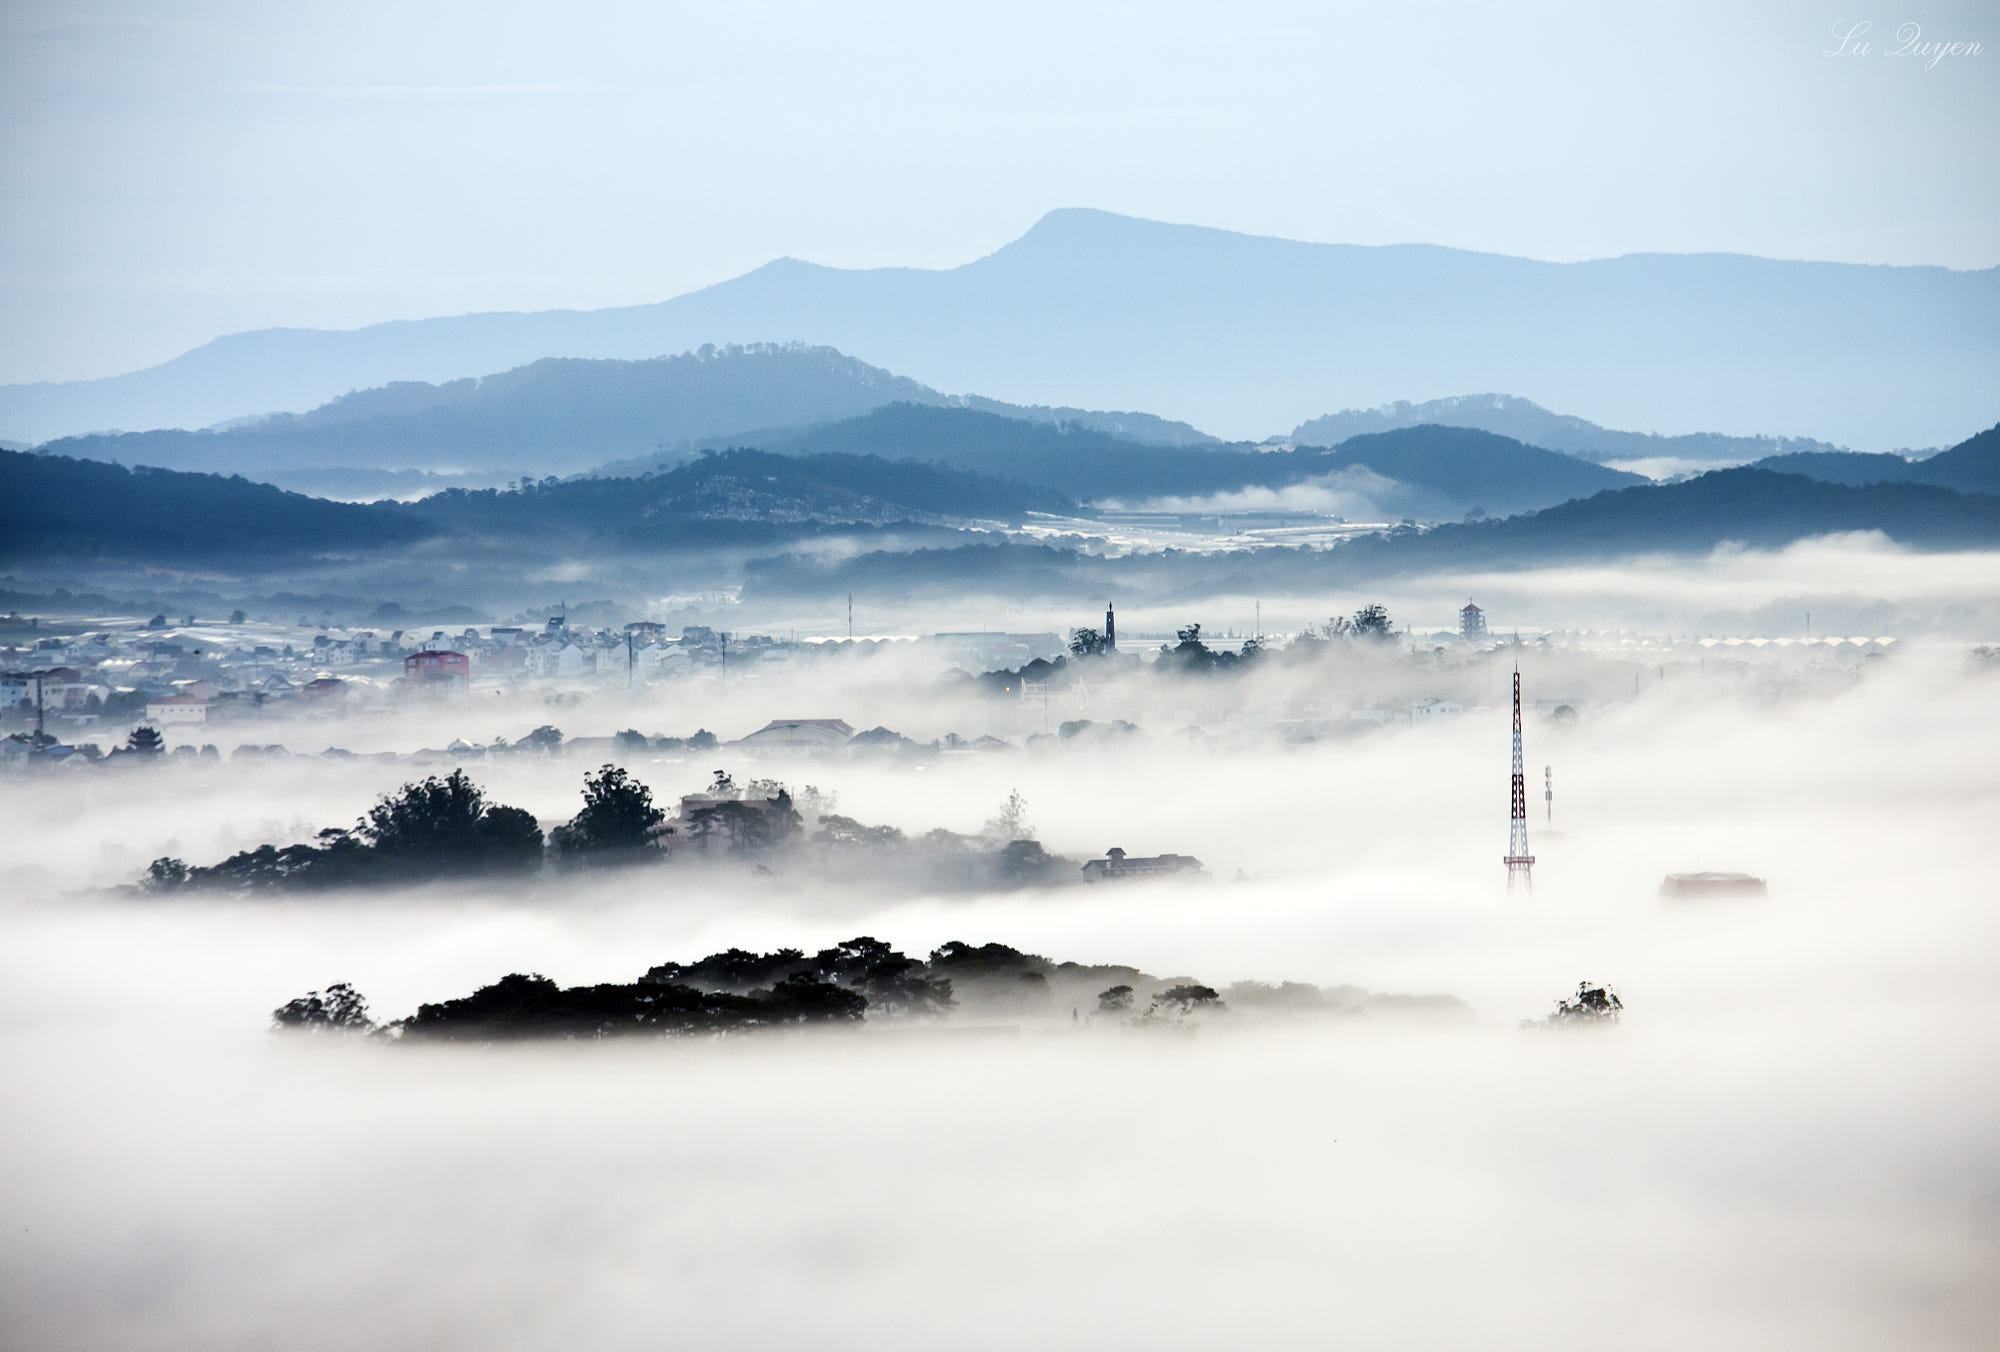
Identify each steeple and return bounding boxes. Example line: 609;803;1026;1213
1105;601;1117;651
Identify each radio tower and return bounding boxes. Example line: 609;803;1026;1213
1505;664;1535;891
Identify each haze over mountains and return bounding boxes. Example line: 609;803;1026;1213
10;422;1998;587
1293;394;1866;467
0;446;1058;566
4;209;1993;451
36;345;1213;489
741;462;2000;600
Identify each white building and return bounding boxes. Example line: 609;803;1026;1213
145;694;212;727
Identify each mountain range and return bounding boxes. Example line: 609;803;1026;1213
4;209;1993;451
740;465;2000;601
1293;394;1869;466
1748;425;1999;496
34;345;1212;490
0;446;1058;566
10;424;1997;583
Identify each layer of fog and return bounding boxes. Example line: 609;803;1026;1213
2;645;1997;1348
1103;465;1401;518
725;534;2000;643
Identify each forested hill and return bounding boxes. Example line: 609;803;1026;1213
1306;426;1641;517
1294;393;1861;465
0;446;1064;566
32;344;1217;489
1340;467;2000;570
0;449;434;562
1745;421;1998;493
680;402;1268;502
739;468;2000;600
1905;422;2000;494
405;449;1070;539
697;404;1640;518
35;345;942;479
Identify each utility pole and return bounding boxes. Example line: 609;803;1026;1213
1544;764;1552;826
626;631;635;690
847;593;853;641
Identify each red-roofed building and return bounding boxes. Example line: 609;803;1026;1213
404;650;469;698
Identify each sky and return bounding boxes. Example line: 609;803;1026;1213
1;0;1996;385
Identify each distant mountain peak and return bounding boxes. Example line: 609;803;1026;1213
2;212;1992;447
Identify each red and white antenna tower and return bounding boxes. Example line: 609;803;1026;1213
1505;663;1535;891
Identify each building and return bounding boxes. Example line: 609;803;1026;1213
403;650;470;696
666;783;796;854
1459;601;1487;640
145;693;212;727
732;718;854;755
1660;871;1767;899
1;668;92;711
1081;847;1204;882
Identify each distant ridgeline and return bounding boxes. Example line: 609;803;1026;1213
739;455;2000;599
4;209;1992;452
1294;394;1868;466
30;343;1213;482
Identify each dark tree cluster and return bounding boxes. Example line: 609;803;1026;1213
806;795;1068;889
641;935;955;1021
1526;982;1625;1030
397;970;867;1041
267;936;1369;1045
144;768;543;893
1157;622;1265;674
272;982;375;1033
144;769;1083;899
550;764;665;859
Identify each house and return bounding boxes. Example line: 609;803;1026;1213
1660;872;1767;899
1;668;92;711
1081;847;1204;882
732;718;854;755
1082;847;1204;881
666;783;796;854
302;677;351;702
1410;698;1464;722
634;642;691;675
145;693;212;727
404;650;470;696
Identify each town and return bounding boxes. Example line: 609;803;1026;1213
0;598;1898;770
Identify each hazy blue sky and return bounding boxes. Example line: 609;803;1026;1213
2;0;1995;384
